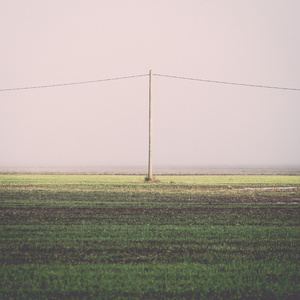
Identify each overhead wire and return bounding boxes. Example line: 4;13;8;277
1;72;299;92
152;73;300;91
0;74;148;92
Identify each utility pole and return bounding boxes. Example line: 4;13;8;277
148;70;153;180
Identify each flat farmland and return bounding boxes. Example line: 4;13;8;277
0;175;299;299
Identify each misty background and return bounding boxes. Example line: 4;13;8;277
1;1;300;170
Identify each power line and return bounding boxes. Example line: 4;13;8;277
153;73;300;91
0;74;148;92
1;72;300;92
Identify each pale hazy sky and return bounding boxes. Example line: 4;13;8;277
1;0;300;167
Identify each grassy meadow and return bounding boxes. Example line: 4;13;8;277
0;174;299;299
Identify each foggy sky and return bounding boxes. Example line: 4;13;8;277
1;0;300;167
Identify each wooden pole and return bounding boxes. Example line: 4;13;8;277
148;70;153;180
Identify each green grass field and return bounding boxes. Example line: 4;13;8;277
0;174;299;299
